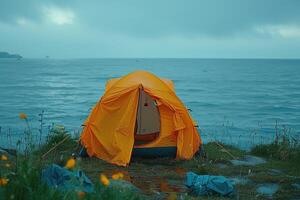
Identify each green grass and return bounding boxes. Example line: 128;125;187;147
0;127;144;200
250;130;300;159
0;158;143;200
0;156;63;200
250;133;300;176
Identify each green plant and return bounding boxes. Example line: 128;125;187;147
39;125;78;155
0;156;64;200
0;152;143;200
251;132;300;161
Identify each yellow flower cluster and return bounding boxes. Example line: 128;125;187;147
64;158;76;169
111;172;124;180
0;154;10;186
1;155;8;161
99;174;110;186
77;191;85;198
19;113;27;120
0;178;9;186
167;193;177;200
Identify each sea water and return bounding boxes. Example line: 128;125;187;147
0;58;299;149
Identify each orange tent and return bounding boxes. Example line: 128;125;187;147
80;71;202;166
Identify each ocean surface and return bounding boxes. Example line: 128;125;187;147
0;58;299;149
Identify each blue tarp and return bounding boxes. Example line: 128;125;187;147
42;164;94;193
185;172;235;196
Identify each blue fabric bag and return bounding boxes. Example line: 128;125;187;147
185;172;235;196
42;164;94;193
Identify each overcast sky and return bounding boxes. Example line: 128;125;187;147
1;0;300;58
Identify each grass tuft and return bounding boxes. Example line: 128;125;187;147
251;133;300;162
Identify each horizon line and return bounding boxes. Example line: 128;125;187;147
16;57;300;60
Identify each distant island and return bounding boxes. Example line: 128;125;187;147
0;52;22;59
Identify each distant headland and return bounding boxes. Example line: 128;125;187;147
0;52;22;59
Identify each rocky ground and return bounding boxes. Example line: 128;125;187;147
73;142;300;199
2;130;299;199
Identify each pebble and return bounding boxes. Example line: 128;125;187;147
230;155;266;166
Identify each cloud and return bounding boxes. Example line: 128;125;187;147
16;17;30;26
0;0;300;58
73;0;300;38
255;25;300;39
43;6;75;25
1;0;300;37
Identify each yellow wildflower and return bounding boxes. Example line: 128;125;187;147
0;178;9;186
118;172;124;179
1;155;8;161
112;172;124;180
167;193;177;200
5;163;11;168
64;158;76;169
19;113;27;120
77;191;85;198
100;174;110;186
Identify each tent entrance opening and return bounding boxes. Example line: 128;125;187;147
134;89;160;146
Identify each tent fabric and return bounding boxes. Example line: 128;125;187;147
185;172;235;196
105;77;175;93
80;71;202;166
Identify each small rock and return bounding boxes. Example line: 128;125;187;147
109;180;141;192
230;176;251;185
0;147;16;156
256;183;279;198
230;155;266;166
291;183;300;190
268;169;283;176
216;163;227;169
0;149;8;155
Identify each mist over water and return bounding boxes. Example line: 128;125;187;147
0;58;299;149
